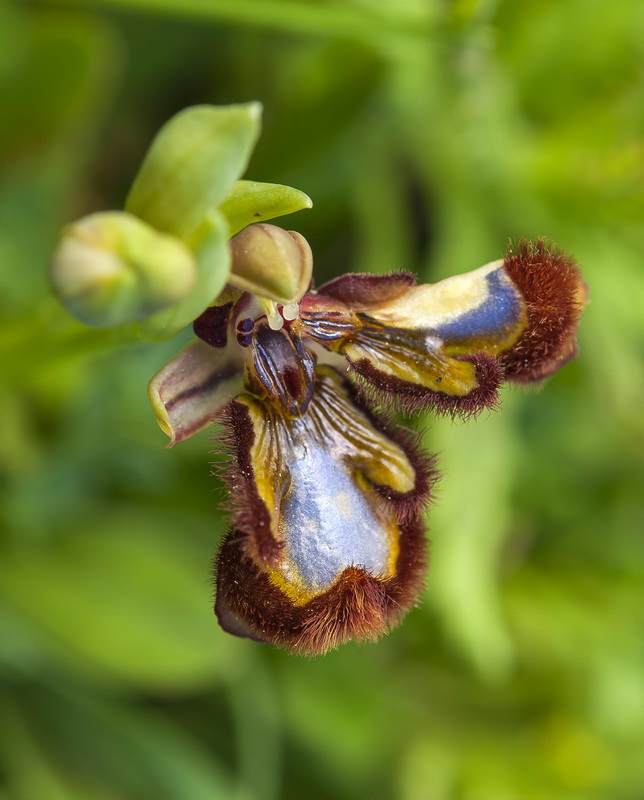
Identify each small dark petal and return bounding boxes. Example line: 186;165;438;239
349;352;502;418
296;307;357;345
193;303;233;348
500;239;587;382
315;271;417;309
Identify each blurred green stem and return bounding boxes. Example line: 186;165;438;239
0;300;136;383
42;0;434;43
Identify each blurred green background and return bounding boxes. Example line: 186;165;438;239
1;0;644;798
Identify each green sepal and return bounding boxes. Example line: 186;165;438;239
220;180;313;237
125;103;262;240
137;209;230;341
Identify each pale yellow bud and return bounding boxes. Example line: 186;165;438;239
228;223;313;306
49;211;197;328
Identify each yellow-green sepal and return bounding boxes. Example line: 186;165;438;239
137;209;230;342
220;180;313;237
125;103;262;240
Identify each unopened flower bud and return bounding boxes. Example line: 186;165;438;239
228;223;313;307
49;211;197;328
125;103;262;240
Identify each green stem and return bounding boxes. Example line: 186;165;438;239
41;0;435;45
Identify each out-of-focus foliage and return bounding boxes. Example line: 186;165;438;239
1;0;643;798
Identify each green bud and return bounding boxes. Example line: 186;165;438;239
125;103;262;240
228;223;313;306
49;211;196;328
137;208;230;342
220;180;312;237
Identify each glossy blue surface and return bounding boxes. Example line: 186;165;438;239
280;441;392;591
433;269;522;341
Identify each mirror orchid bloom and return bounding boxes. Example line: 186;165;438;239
149;226;585;655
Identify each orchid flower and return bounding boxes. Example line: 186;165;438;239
149;225;586;655
47;104;586;655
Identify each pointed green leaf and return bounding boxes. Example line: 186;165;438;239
125;103;262;239
220;180;312;236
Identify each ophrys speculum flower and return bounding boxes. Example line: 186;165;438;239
47;104;586;655
150;226;586;655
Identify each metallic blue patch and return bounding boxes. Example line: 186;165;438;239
432;269;521;341
281;443;391;591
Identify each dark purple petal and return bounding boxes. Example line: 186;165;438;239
315;271;416;309
193;302;234;348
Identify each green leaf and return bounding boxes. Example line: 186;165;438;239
0;13;117;164
125;103;262;239
0;508;240;691
137;208;230;341
0;697;93;800
8;683;236;800
425;397;519;682
220;180;312;236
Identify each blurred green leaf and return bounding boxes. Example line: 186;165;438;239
0;11;118;164
1;510;238;691
0;697;93;800
41;0;434;42
6;682;236;800
426;396;519;681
